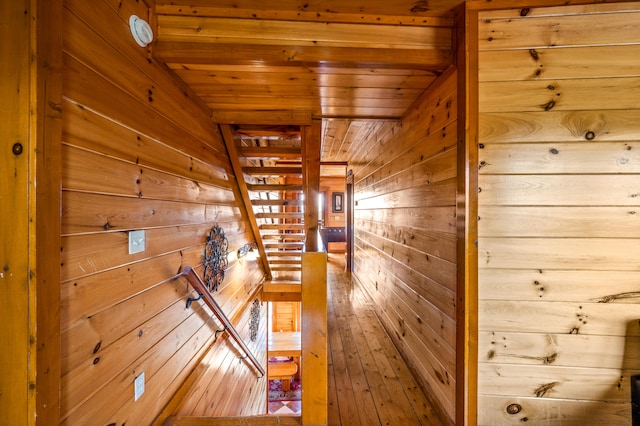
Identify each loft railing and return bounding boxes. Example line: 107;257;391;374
182;266;265;378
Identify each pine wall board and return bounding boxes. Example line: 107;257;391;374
61;0;266;423
477;2;640;425
351;68;459;423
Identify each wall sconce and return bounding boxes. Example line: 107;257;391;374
237;242;257;261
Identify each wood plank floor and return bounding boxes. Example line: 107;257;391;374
326;254;444;426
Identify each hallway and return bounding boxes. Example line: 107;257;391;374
326;254;444;425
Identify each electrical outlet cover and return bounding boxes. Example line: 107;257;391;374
129;230;145;254
134;372;145;401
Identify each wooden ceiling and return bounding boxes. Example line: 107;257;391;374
154;1;458;162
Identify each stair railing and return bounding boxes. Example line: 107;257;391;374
182;266;265;378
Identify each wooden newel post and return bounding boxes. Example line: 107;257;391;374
301;251;328;425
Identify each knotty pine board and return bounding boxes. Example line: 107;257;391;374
480;76;640;113
478;10;640;51
479;45;640;82
478;206;640;238
479;300;640;337
479;363;639;402
355;178;457;210
479;237;640;271
479;142;640;174
63;145;235;202
62;192;240;235
479;110;640;143
478;174;640;206
355;205;456;234
478;395;630;426
479;269;640;303
478;331;640;369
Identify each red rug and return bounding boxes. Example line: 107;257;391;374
268;379;302;402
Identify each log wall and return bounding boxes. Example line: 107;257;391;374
61;0;266;423
351;68;458;422
477;3;640;424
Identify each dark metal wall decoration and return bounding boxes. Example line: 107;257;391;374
203;225;228;292
250;299;261;342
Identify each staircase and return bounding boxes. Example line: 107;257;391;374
221;124;318;302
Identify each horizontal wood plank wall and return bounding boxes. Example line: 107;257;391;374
61;0;265;423
351;68;458;423
477;3;640;425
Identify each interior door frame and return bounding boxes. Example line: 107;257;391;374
345;169;354;272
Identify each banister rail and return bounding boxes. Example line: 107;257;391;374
182;266;265;378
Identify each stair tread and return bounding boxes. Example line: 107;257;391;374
251;199;303;206
241;146;302;159
266;251;303;256
262;233;305;239
255;212;304;218
247;184;303;191
268;259;302;264
242;166;302;175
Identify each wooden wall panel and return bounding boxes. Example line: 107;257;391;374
477;3;640;425
351;68;458;423
61;0;266;423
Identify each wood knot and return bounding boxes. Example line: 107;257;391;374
506;403;522;414
542;100;556;111
534;381;559;398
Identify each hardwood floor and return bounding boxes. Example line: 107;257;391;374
326;254;444;426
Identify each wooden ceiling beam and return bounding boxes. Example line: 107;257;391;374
155;42;452;71
233;124;300;138
212;110;313;125
157;16;451;48
241;147;302;159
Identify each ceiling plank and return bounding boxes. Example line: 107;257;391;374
156;1;455;26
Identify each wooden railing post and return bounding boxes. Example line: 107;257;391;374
301;250;328;425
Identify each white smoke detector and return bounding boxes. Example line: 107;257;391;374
129;15;154;47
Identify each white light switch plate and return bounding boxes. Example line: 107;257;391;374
129;230;145;254
134;372;145;401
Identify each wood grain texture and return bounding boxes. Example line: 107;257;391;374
351;69;459;423
477;5;640;424
301;252;328;425
60;0;265;422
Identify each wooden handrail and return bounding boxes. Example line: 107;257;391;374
182;266;265;377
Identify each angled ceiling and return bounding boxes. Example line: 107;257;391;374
154;0;458;162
